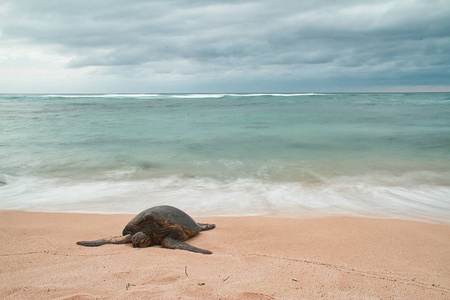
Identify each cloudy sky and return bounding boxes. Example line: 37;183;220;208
0;0;449;93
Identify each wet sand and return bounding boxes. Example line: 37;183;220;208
1;211;449;299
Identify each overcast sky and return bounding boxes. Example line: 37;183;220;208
0;0;449;93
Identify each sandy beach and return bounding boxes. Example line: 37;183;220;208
0;211;449;299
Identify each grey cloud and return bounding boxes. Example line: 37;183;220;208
1;0;449;92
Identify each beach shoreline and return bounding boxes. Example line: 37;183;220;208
1;210;449;299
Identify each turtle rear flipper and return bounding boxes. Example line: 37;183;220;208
161;237;212;254
77;234;132;247
198;223;215;231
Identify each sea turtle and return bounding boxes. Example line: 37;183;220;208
76;205;215;254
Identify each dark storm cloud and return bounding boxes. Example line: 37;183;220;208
1;0;449;91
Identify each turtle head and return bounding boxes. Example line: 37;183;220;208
131;232;151;248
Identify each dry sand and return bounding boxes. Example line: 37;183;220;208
0;211;449;299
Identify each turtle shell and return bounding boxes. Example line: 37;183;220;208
122;205;202;236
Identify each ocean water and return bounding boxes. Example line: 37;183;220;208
1;93;449;222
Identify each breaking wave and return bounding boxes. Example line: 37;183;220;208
1;173;449;223
35;93;330;99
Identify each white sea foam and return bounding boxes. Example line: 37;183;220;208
100;94;161;98
42;94;160;98
169;93;329;98
170;94;228;99
235;93;329;97
39;93;331;99
1;174;449;223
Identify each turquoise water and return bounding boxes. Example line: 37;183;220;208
1;93;449;221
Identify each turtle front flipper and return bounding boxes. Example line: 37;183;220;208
198;223;215;231
161;237;212;254
77;234;132;247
